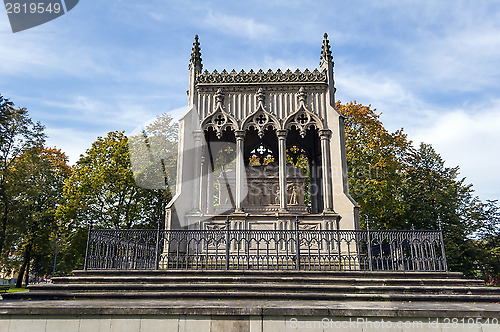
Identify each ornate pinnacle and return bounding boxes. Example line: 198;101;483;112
214;88;224;105
297;86;307;105
320;33;333;63
190;35;202;70
256;87;265;105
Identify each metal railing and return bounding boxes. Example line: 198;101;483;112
84;219;447;272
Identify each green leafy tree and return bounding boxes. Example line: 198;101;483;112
402;143;484;276
337;100;492;277
8;147;70;287
57;131;170;272
128;113;179;220
476;200;500;282
58;131;158;229
0;94;45;274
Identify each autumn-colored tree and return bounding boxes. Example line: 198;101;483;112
0;94;46;279
56;131;167;272
7;147;70;287
58;131;159;229
336;101;413;229
337;100;492;277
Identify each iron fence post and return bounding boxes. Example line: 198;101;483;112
155;215;162;270
132;235;138;269
295;216;300;270
225;216;230;270
438;217;448;272
336;217;342;271
366;216;373;271
84;220;94;270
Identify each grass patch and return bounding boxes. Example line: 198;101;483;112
6;286;29;293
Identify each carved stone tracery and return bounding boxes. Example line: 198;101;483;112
243;110;279;138
242;91;279;138
196;68;327;85
202;109;237;138
285;108;322;138
201;89;238;138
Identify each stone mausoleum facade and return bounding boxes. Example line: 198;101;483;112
166;34;359;232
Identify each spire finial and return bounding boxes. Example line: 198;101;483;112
215;88;224;106
190;35;202;71
320;33;333;64
297;86;307;105
256;87;265;105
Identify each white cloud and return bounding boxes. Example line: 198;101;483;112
334;63;500;201
45;127;100;165
335;65;433;131
39;95;164;128
404;29;500;92
410;101;500;200
43;101;188;164
203;11;275;40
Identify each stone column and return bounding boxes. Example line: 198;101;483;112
277;130;288;212
199;151;207;213
192;130;203;213
235;130;245;212
207;162;214;214
319;129;333;212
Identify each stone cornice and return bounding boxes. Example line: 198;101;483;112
196;85;327;94
195;68;327;85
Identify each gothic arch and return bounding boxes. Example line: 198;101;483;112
201;105;238;139
284;105;324;138
242;105;280;139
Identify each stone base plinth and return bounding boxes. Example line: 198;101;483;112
1;299;500;332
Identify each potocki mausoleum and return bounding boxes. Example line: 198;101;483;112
3;35;499;332
166;33;359;234
66;34;449;273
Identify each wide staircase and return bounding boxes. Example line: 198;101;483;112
4;270;500;302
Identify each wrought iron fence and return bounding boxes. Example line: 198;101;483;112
84;219;447;272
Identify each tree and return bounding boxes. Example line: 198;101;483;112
58;131;159;229
7;147;70;287
0;94;45;275
57;131;168;272
336;101;413;229
402;143;484;276
128;113;179;221
477;199;500;282
337;100;490;277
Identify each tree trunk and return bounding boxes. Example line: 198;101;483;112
24;259;30;286
0;201;8;258
16;261;26;288
16;241;32;288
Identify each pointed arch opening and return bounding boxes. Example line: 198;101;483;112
286;126;323;213
204;126;237;213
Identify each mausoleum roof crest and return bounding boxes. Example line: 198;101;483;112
195;68;326;84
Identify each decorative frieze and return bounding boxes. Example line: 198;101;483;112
196;68;327;84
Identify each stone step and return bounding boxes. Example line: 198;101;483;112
52;276;484;287
70;269;465;279
5;289;500;302
56;270;483;289
27;283;500;295
5;270;495;303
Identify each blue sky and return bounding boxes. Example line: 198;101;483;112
1;0;499;201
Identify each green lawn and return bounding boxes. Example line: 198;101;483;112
6;286;28;293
